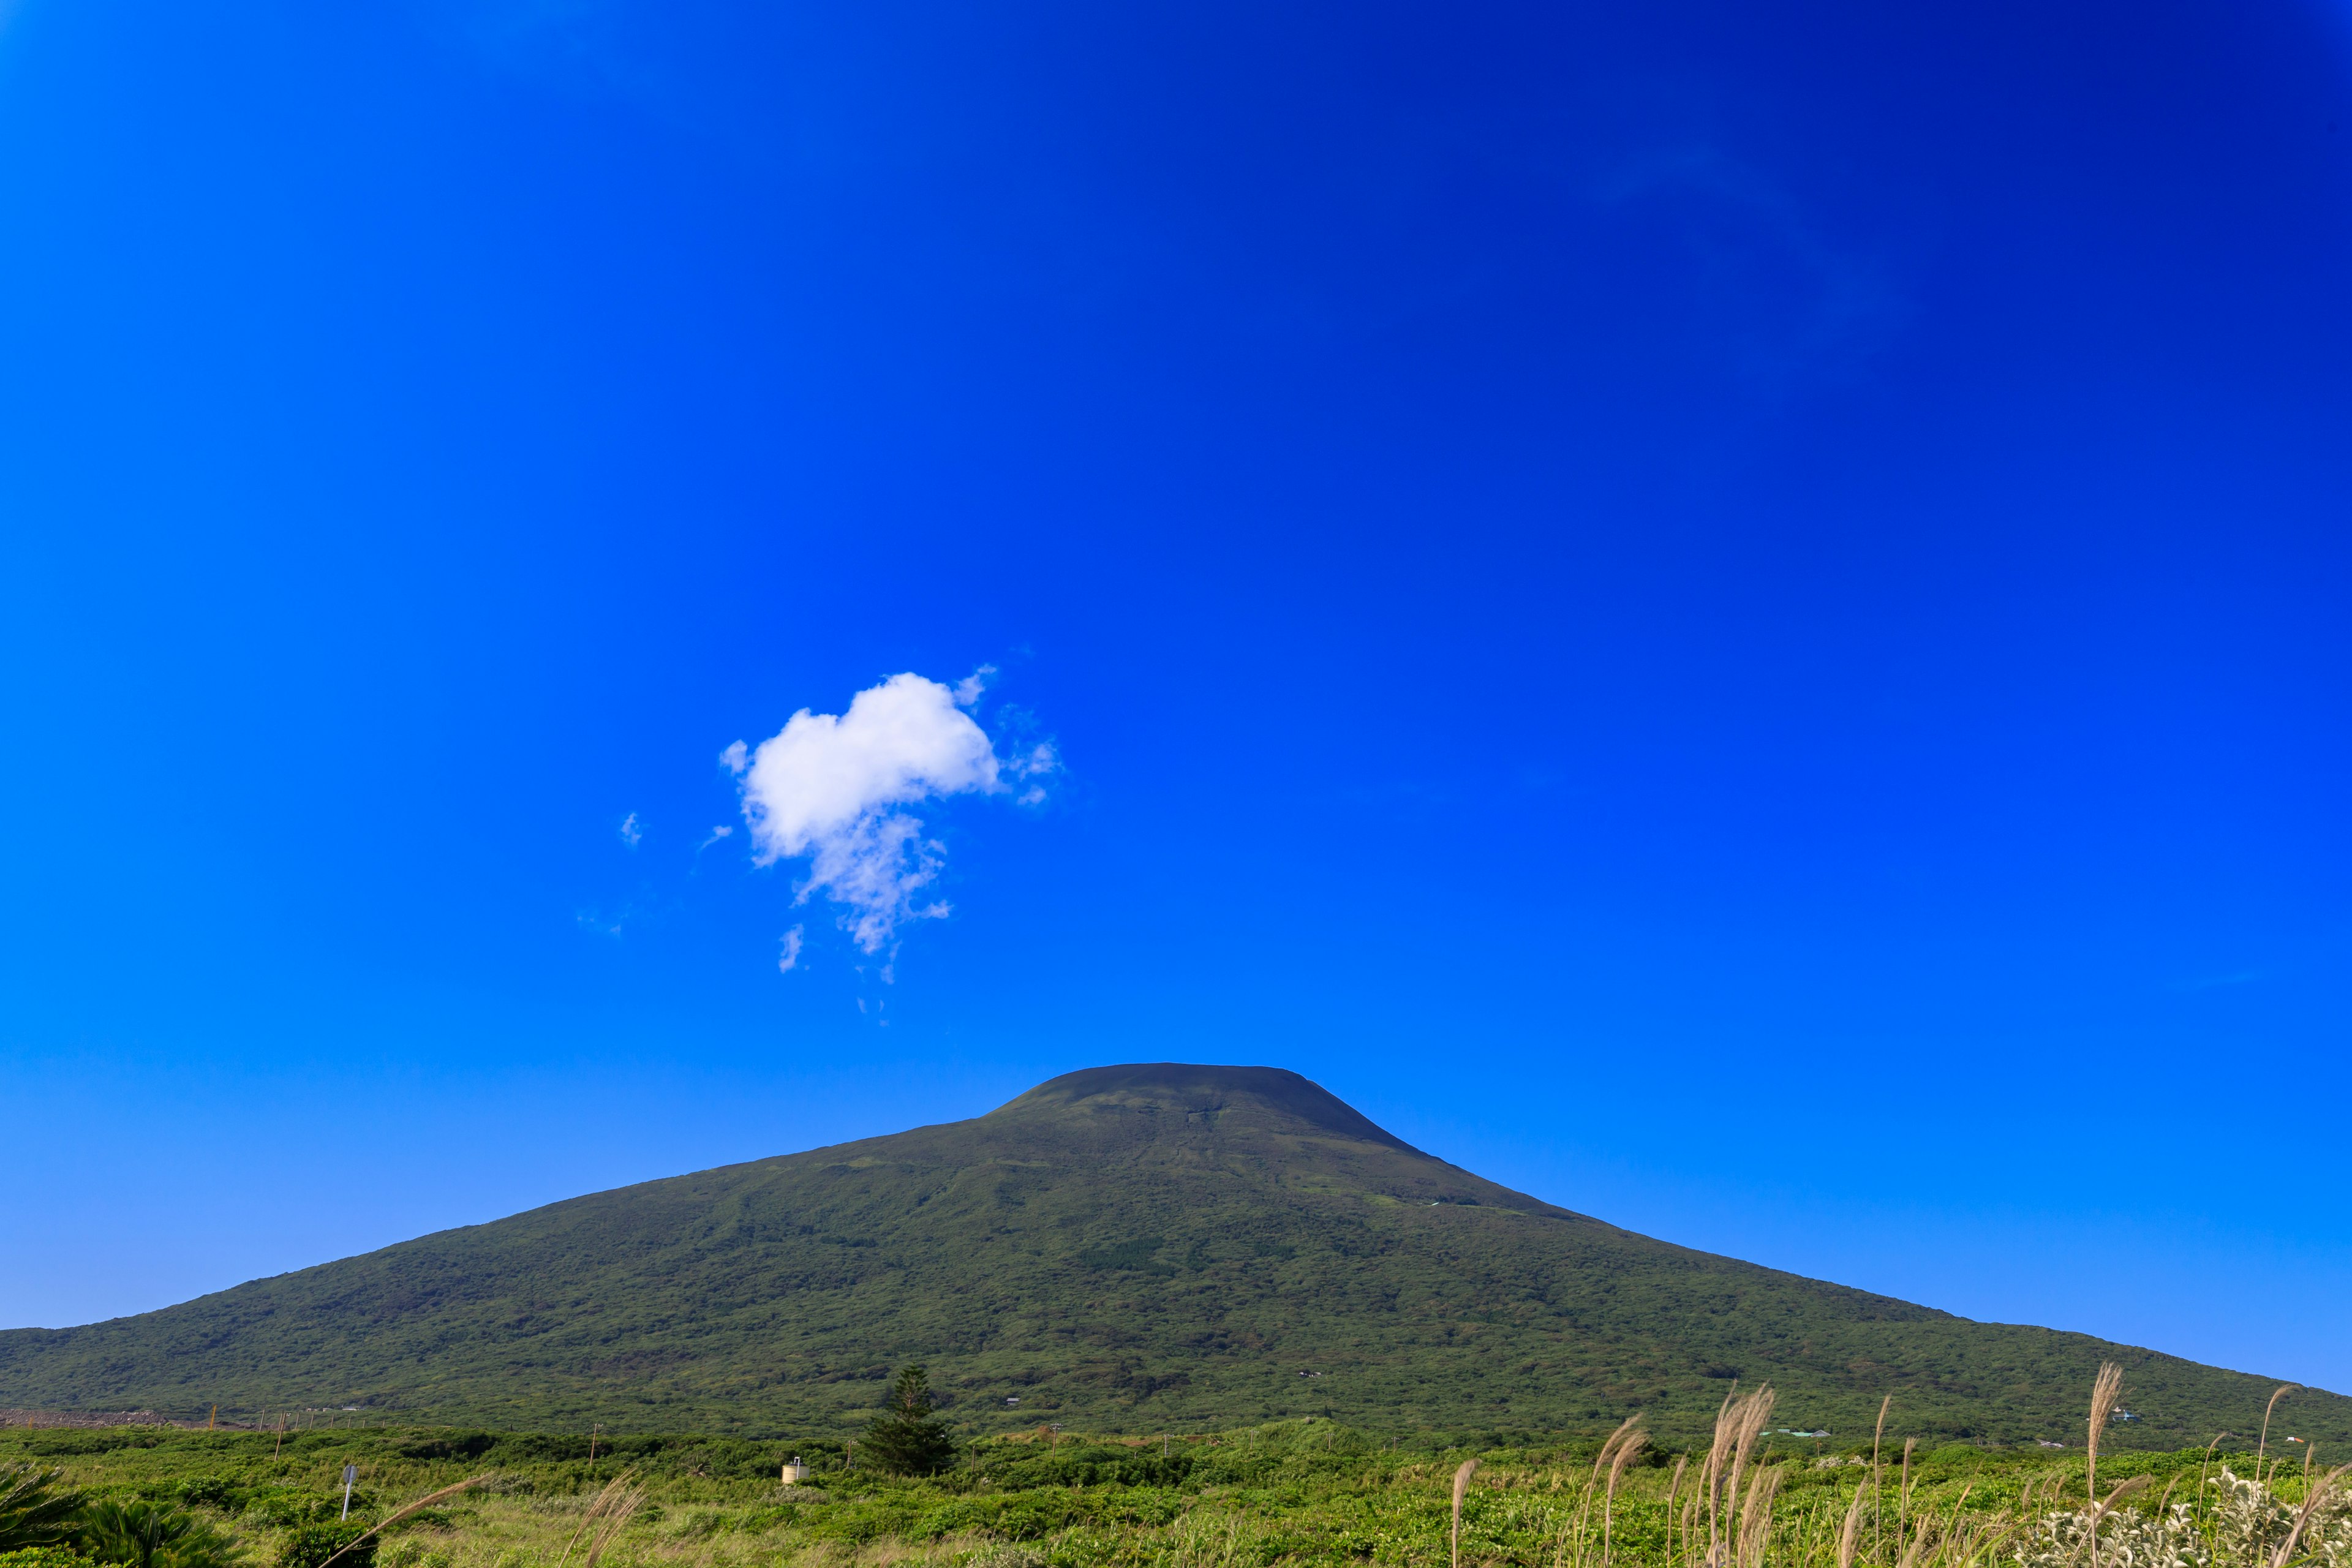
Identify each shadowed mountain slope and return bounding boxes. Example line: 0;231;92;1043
2;1063;2340;1446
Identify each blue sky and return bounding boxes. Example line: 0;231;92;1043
4;0;2352;1403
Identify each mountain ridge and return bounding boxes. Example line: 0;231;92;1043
4;1063;2340;1447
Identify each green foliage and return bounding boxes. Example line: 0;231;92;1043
0;1548;98;1568
0;1467;83;1552
860;1366;961;1477
75;1502;244;1568
386;1438;490;1465
7;1419;2351;1568
0;1065;2347;1447
270;1523;372;1568
168;1483;237;1516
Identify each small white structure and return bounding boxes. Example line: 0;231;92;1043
781;1457;810;1485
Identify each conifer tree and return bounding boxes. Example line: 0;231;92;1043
859;1364;959;1476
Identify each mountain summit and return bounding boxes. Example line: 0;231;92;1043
989;1063;1425;1153
2;1063;2340;1444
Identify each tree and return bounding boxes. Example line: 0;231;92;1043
0;1468;83;1553
76;1503;243;1568
859;1365;960;1476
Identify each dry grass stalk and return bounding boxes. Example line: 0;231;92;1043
1734;1465;1783;1568
315;1473;496;1568
2258;1386;2296;1472
1836;1476;1871;1568
1900;1437;1920;1544
581;1479;647;1568
1663;1453;1689;1564
2197;1432;2226;1526
2091;1475;2150;1525
1939;1482;1978;1568
1452;1458;1480;1568
2083;1361;2125;1568
559;1471;642;1568
1873;1396;1895;1562
1694;1387;1777;1568
1603;1422;1651;1568
1703;1388;1744;1566
1723;1386;1777;1568
2267;1462;2349;1568
2086;1363;2125;1501
1574;1419;1645;1568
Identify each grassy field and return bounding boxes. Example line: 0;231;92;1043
6;1390;2343;1568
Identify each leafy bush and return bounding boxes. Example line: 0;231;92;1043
236;1501;300;1532
170;1483;238;1516
271;1523;373;1568
0;1549;97;1568
983;1446;1193;1491
392;1437;494;1464
18;1440;154;1461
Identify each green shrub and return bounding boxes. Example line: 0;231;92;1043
273;1523;374;1568
0;1548;97;1568
393;1436;494;1464
171;1484;238;1516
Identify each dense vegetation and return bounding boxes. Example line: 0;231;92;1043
3;1065;2345;1447
0;1374;2343;1568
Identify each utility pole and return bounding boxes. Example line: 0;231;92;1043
340;1465;358;1521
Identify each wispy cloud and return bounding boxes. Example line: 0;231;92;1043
618;812;643;849
954;665;997;707
725;671;1054;960
777;925;804;973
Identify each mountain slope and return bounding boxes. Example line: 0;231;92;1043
2;1063;2339;1446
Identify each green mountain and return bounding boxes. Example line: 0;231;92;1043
3;1063;2339;1447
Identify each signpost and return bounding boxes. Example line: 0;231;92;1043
341;1464;358;1521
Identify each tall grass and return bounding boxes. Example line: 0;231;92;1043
12;1382;2350;1568
1450;1458;1479;1568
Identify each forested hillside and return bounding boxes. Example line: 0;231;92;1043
2;1064;2339;1445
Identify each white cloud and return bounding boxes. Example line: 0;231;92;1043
618;812;643;849
727;671;1046;955
953;665;997;707
777;926;804;974
696;824;734;853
